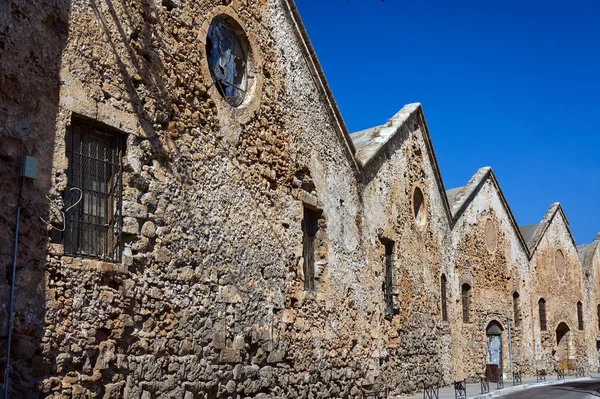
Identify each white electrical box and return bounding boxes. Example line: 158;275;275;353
19;155;38;179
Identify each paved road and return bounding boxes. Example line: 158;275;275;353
498;379;600;398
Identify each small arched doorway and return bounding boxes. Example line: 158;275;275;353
556;322;572;371
486;321;503;382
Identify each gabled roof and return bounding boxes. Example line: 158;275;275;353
519;224;540;247
445;186;464;209
282;0;359;171
519;203;577;256
349;103;453;224
350;103;420;167
445;167;530;256
578;233;600;271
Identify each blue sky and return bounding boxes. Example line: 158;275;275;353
295;0;600;245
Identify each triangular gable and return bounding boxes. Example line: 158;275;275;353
524;203;577;257
281;0;359;170
349;103;452;224
445;167;529;257
578;233;600;272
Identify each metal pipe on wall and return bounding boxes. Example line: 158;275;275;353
4;178;23;399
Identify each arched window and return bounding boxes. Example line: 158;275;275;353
462;283;471;323
513;292;520;327
538;298;547;331
577;301;584;330
441;274;448;321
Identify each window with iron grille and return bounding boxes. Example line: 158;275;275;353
513;292;520;327
461;283;471;323
597;304;600;330
577;301;584;330
441;274;448;321
539;298;547;331
382;240;394;316
302;207;320;291
61;118;124;261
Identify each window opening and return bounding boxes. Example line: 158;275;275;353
383;240;394;316
206;17;247;107
513;292;520;327
597;304;600;330
577;301;584;330
302;207;320;291
441;274;448;321
539;298;547;331
462;283;471;323
413;186;426;227
62;118;123;261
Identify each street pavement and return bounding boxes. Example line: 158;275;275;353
398;374;600;399
496;379;600;398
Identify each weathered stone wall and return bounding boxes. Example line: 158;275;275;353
449;177;533;380
358;110;453;392
529;212;589;372
2;0;600;397
0;0;70;396
581;235;600;371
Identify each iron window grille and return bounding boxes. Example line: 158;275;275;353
597;304;600;330
60;118;124;262
539;298;547;330
206;17;247;107
577;301;584;330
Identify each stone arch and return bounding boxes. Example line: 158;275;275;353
555;322;573;371
485;320;504;382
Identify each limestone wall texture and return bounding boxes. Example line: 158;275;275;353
449;175;534;380
529;207;589;372
1;0;599;398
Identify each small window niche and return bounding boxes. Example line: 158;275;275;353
381;238;395;316
513;291;520;327
206;16;252;107
412;186;426;228
539;298;547;331
577;301;584;330
461;283;471;323
441;274;448;321
302;207;321;291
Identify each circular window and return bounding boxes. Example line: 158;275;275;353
555;249;565;278
206;17;249;107
413;186;426;227
485;218;498;252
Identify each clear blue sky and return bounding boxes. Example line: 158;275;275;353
295;0;600;245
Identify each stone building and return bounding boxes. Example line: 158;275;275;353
0;0;598;397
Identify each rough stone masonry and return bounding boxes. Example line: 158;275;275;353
0;0;599;398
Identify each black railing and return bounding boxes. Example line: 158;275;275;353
497;374;504;389
576;366;585;378
480;377;489;394
512;372;522;386
453;380;466;399
361;388;388;399
536;369;546;382
423;383;439;399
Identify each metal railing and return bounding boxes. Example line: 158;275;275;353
512;372;522;386
536;369;546;383
453;380;466;399
480;377;489;394
423;383;439;399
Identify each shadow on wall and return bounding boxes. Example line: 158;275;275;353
0;0;71;397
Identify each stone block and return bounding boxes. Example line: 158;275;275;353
219;348;241;364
